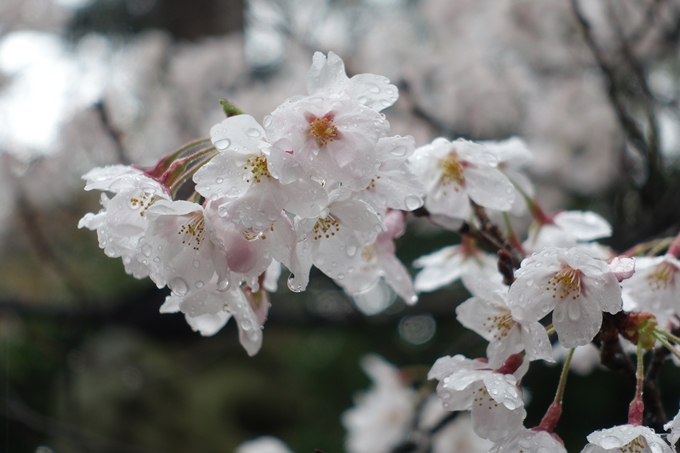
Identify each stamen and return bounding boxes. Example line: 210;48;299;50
312;216;340;240
243;154;271;184
546;267;583;300
129;194;163;217
178;212;206;251
481;311;516;340
308;115;340;147
439;151;465;190
646;261;675;291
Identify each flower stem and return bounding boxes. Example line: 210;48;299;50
627;342;644;426
536;348;574;433
136;137;212;178
654;328;680;345
653;331;680;362
168;148;219;197
545;324;555;336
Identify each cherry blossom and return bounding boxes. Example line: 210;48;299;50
481;137;534;216
342;355;417;453
236;437;295;453
409;138;514;219
194;114;327;232
489;428;566;453
356;135;426;212
333;210;418;305
581;424;673;453
160;279;264;356
621;255;680;326
264;52;395;191
413;237;502;293
428;354;526;441
138;200;226;294
664;408;680;446
524;210;612;255
78;165;171;279
457;275;553;367
288;194;385;292
507;247;622;348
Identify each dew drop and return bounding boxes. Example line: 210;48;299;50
193;260;200;268
263;116;272;127
195;280;204;289
337;273;345;280
389;145;407;157
141;243;152;257
568;301;581;320
287;274;302;292
246;128;261;138
357;96;368;104
170;277;188;296
346;245;357;257
404;195;422;211
216;177;224;184
214;138;231;150
217;276;231;292
526;278;534;286
153;256;161;263
366;83;380;94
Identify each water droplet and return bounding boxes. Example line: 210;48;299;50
217;276;231;292
287;274;302;292
214;138;231;150
153;256;161;263
170;277;188;296
346;245;357;257
357;96;368;104
526;278;534;286
141;243;152;257
195;281;204;289
246;128;261;138
193;260;200;268
216;177;224;184
404;195;422;211
366;82;380;94
568;301;581;321
241;319;252;330
263;116;272;127
389;145;407;157
337;273;345;280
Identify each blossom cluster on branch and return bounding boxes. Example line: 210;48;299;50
80;52;680;452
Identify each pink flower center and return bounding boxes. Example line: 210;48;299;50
308;115;339;147
546;267;583;300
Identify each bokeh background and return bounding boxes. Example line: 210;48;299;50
2;0;680;452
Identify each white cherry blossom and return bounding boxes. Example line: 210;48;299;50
333;210;418;305
306;51;399;113
481;137;534;217
289;195;385;292
489;428;566;453
138;200;226;294
160;279;264;356
342;355;417;453
413;238;502;293
664;408;680;446
264;53;393;191
428;355;526;442
194;114;327;232
507;247;622;348
78;166;171;279
524;210;612;255
457;275;553;367
409;138;514;219
581;424;673;453
622;255;680;326
357;135;426;212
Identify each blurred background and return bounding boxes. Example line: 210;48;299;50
2;0;680;452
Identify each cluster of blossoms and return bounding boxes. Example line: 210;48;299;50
80;52;680;451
